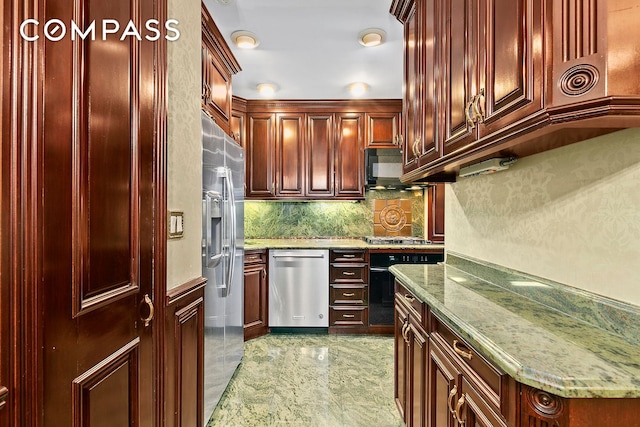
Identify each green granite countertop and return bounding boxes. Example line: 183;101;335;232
245;238;445;251
390;255;640;399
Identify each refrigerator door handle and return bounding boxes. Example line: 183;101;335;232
225;166;238;294
204;190;223;269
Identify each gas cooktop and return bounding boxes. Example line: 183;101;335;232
364;236;432;245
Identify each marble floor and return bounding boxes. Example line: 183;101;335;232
207;333;405;427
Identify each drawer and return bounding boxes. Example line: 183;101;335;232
394;281;424;324
330;249;367;263
244;250;267;265
430;312;503;410
329;307;368;327
330;264;368;284
330;285;367;305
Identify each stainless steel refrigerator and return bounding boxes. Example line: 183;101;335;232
202;111;244;423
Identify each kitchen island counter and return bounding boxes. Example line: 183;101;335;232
390;253;640;399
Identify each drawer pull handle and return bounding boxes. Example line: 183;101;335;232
342;292;355;297
453;339;473;360
342;314;355;318
402;321;410;344
447;385;458;417
404;294;415;303
343;254;356;258
342;271;356;276
455;395;466;426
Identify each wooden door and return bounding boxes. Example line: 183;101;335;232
429;339;460;427
3;0;166;424
275;113;305;197
243;253;269;341
477;0;543;138
334;113;364;198
441;0;479;156
306;114;335;197
246;113;275;198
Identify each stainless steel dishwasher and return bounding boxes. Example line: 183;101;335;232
268;249;329;327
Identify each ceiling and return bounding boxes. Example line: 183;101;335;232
203;0;404;100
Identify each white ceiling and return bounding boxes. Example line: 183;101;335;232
203;0;404;100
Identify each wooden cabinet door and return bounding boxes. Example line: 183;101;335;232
394;303;410;421
306;114;335;197
408;321;428;427
441;0;479;156
417;0;440;165
429;338;460;427
402;0;422;172
427;184;445;243
476;0;543;138
246;114;275;198
243;262;268;341
335;113;365;198
366;112;401;148
275;113;305;197
460;377;508;427
231;111;245;147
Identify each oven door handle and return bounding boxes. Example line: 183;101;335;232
369;267;390;272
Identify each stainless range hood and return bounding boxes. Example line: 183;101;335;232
365;148;426;190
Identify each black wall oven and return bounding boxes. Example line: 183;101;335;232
369;251;444;327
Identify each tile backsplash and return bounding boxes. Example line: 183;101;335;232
245;189;424;239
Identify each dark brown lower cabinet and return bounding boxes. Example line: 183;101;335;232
394;283;427;426
395;278;640;426
243;250;269;340
165;278;206;427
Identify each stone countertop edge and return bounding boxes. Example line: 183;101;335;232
244;238;445;251
389;259;640;399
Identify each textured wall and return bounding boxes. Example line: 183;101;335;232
446;128;640;306
245;189;425;239
166;0;202;289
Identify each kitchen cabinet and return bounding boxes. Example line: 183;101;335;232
231;96;247;147
334;113;365;198
440;0;543;157
244;100;399;200
201;4;240;136
429;313;510;427
394;282;428;426
275;113;305;197
426;184;445;243
365;112;402;148
329;249;369;330
243;250;269;341
393;0;640;182
246;113;276;198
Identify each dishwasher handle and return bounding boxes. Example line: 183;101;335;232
272;253;326;259
370;266;390;272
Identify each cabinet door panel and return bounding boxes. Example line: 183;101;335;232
442;0;479;156
306;115;334;197
246;114;275;198
479;0;543;136
429;339;460;427
276;114;305;197
335;114;364;198
366;113;400;148
395;303;410;420
409;322;428;427
418;0;439;164
461;377;507;427
402;2;421;171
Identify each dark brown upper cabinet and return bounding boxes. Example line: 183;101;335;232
392;0;640;182
243;100;400;200
202;3;240;136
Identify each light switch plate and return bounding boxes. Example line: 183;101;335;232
168;211;184;239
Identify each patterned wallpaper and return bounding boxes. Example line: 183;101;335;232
166;0;202;289
446;128;640;306
245;189;425;239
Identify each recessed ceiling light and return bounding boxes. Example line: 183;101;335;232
349;82;368;96
231;30;260;49
358;28;386;47
257;83;276;97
